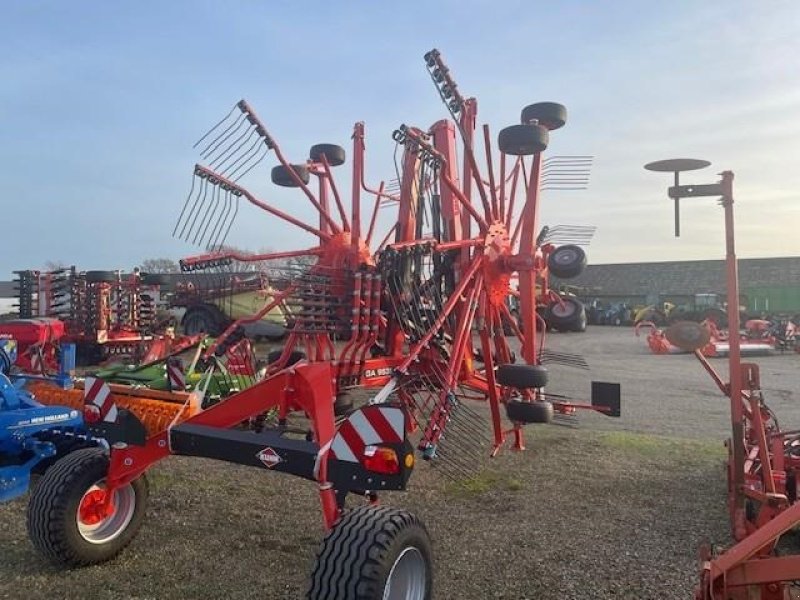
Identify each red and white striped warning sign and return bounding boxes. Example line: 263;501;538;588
166;359;185;391
84;377;118;423
329;405;405;463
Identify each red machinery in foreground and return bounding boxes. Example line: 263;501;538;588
646;159;800;599
25;50;619;599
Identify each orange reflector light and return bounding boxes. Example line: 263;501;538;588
363;446;400;475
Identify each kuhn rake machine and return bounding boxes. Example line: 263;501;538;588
646;159;800;599
25;50;619;599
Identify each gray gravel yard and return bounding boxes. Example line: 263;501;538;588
1;326;798;599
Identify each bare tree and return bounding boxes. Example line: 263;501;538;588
43;260;68;272
140;258;180;273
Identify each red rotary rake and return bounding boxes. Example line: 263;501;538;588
25;50;619;599
646;159;800;599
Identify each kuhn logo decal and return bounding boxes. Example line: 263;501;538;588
256;447;282;468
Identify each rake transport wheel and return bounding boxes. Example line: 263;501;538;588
496;363;549;389
497;124;549;156
308;505;432;600
546;296;585;332
309;143;346;167
27;448;148;567
506;399;554;424
271;163;311;187
547;244;586;279
520;102;567;131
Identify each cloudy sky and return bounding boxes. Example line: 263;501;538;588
1;1;798;278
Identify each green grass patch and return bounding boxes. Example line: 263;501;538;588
445;469;526;496
599;431;725;464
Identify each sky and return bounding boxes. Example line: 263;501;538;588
1;1;799;279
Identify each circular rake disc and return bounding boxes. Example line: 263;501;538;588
665;320;712;351
644;158;711;173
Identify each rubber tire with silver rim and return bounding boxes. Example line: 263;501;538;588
26;447;148;567
546;296;585;331
307;505;432;600
547;244;586;279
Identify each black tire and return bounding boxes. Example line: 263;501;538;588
571;308;588;332
271;164;311;187
307;505;432;600
496;363;548;389
309;143;346;167
31;433;97;476
26;448;148;567
547;244;586;279
497;124;548;156
520;102;567;130
267;348;306;366
262;329;288;342
181;305;224;336
140;273;168;286
85;270;117;283
546;297;585;330
506;399;554;424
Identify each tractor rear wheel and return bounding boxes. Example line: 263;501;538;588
26;448;148;567
182;305;224;336
307;505;432;600
506;399;554;424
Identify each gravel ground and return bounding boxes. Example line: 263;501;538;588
1;326;798;599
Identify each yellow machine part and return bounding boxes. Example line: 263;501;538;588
228;289;288;322
26;381;202;437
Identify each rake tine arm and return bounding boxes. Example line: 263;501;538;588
498;152;506;222
499;300;526;349
505;157;522;231
396;257;482;374
317;154;350;232
377;224;398;251
173;175;197;237
180;246;325;270
236;101;341;234
365;181;385;246
356;124;401;205
482;124;499;220
194;164;332;241
402;125;488;233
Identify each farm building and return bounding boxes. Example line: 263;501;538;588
553;255;800;315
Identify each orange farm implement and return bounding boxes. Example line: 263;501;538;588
23;50;620;599
646;158;800;599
